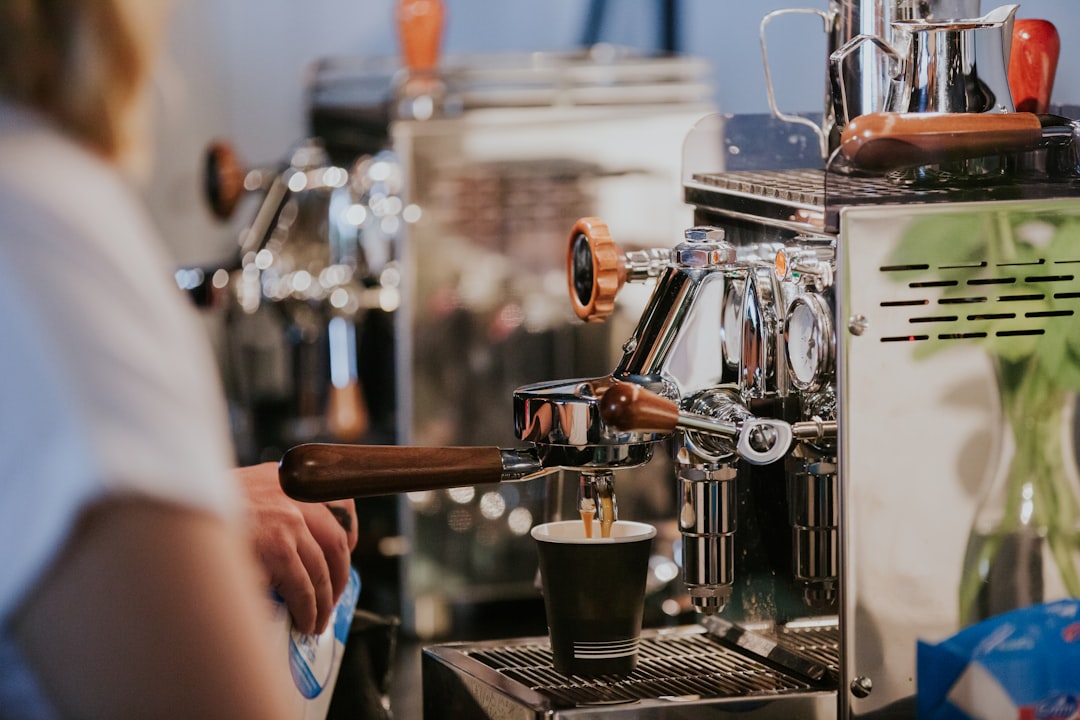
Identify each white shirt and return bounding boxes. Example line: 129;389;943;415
0;103;241;717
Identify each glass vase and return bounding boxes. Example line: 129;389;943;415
958;355;1080;626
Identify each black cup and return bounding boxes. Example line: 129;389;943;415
532;520;656;677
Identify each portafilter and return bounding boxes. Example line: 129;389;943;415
278;375;665;502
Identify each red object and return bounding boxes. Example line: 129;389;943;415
397;0;445;72
1009;19;1060;114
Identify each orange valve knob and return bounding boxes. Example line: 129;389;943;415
567;217;626;322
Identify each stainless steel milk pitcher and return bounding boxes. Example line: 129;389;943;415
831;3;1018;121
761;0;982;157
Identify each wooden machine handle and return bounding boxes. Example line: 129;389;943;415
599;381;679;433
397;0;445;73
839;112;1045;172
326;381;370;443
1009;19;1060;115
280;443;505;502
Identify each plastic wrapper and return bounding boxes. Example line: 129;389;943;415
918;599;1080;720
269;567;361;720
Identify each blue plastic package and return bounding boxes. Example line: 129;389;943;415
918;599;1080;720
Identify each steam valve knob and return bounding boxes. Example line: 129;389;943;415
567;217;627;322
599;381;679;433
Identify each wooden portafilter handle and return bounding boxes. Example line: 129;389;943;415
598;381;679;433
280;443;505;502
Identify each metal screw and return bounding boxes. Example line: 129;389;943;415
847;314;868;336
850;676;873;698
684;226;725;243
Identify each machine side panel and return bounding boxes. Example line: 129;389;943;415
838;199;1080;717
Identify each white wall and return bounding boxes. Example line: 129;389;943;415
149;0;1080;264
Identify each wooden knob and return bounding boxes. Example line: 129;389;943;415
1009;19;1060;115
599;381;678;433
839;112;1044;172
204;140;246;221
279;443;505;502
397;0;445;73
326;380;370;443
567;217;626;322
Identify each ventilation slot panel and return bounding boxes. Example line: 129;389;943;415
876;255;1080;345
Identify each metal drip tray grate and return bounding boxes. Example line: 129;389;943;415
775;622;841;676
688;168;961;215
474;633;809;704
688;168;1080;234
422;624;839;717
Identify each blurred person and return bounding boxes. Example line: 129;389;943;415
0;1;356;717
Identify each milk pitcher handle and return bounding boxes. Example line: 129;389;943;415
760;7;831;158
829;34;900;131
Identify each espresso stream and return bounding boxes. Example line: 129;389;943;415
580;499;596;538
580;493;615;538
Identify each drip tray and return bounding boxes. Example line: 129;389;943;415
422;624;838;719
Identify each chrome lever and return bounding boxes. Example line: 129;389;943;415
737;418;794;465
599;381;798;465
676;411;792;465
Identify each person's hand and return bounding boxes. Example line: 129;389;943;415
234;462;359;634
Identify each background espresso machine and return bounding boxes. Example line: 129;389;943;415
207;45;717;638
313;51;717;640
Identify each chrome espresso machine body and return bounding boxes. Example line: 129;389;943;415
416;108;1080;717
415;2;1080;715
276;2;1080;717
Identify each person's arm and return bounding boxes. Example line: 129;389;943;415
11;498;294;720
236;462;359;634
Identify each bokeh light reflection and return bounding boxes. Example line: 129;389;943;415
507;507;533;536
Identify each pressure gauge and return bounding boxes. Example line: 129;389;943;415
720;277;744;371
784;293;835;392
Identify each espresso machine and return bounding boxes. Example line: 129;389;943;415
279;1;1080;717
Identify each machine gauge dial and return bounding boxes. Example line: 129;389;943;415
784;293;834;392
